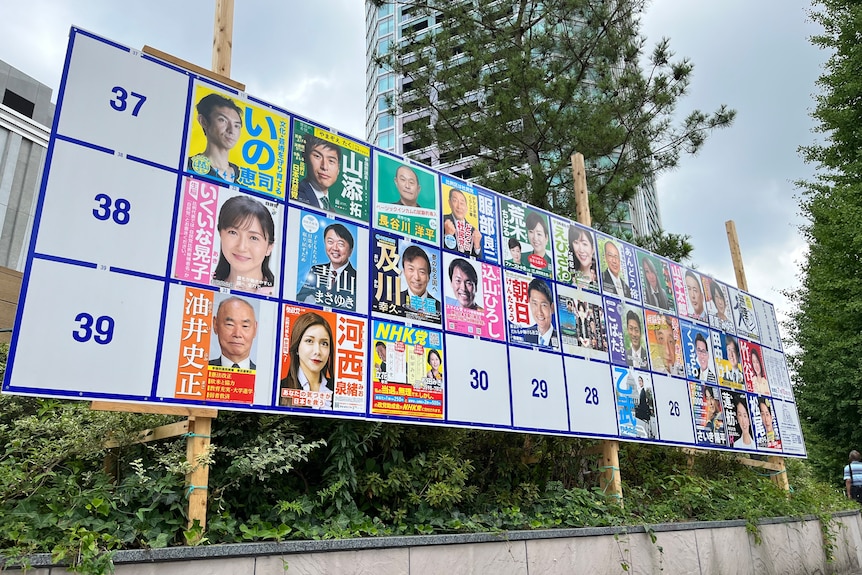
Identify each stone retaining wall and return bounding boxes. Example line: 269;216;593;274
7;512;862;574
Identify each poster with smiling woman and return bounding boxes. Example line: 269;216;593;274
173;178;283;297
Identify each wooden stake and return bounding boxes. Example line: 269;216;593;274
725;220;789;492
572;152;622;505
212;0;234;78
185;416;213;530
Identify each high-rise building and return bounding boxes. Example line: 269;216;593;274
0;59;54;271
364;1;661;237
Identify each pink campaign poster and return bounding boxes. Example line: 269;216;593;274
174;178;219;283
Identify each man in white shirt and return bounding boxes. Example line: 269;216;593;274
295;136;340;210
601;241;631;298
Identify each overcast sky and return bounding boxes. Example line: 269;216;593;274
0;0;826;331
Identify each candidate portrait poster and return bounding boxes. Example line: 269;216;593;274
715;332;746;390
613;366;655;440
499;198;553;279
173;288;266;405
173;178;283;297
753;395;782;451
371;231;442;325
552;218;599;291
185;83;289;199
285;209;368;313
597;234;638;301
374;153;439;244
371;320;444;419
680;321;717;383
557;284;607;360
637;251;676;314
702;276;735;334
740;339;771;396
276;304;367;413
644;309;685;377
690;382;727;447
505;269;559;351
721;389;756;450
289;119;371;222
440;174;500;263
442;253;505;341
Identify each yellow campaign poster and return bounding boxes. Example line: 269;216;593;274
185;83;289;199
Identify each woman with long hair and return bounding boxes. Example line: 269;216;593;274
213;195;276;294
279;312;334;409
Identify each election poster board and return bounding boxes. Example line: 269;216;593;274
1;28;806;458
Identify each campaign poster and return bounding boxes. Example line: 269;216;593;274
681;268;708;323
276;304;367;412
680;321;717;383
499;198;553;279
740;339;771;396
442;253;505;341
370;320;444;419
715;332;746;390
753;395;782;451
371;231;442;325
173;178;283;296
605;299;630;367
440;174;499;262
637;251;676;314
174;288;260;404
620;242;642;303
289;119;371;221
185;83;289;199
721;389;756;450
728;286;760;342
597;234;636;300
504;269;559;351
754;298;782;351
645;309;685;377
374;153;439;244
763;348;793;402
557;284;607;360
622;303;650;370
690;382;727;447
552;218;599;291
776;400;805;455
667;262;690;318
288;209;367;313
702;276;735;334
613;366;656;439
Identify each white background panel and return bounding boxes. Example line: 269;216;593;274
36;140;176;275
156;284;279;405
566;358;617;435
509;347;568;431
8;259;163;397
445;334;511;426
56;33;189;168
651;374;695;444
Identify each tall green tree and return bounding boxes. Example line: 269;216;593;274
791;0;862;476
374;0;734;241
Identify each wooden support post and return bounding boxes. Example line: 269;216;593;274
186;416;213;530
212;0;234;78
572;152;623;504
725;220;789;492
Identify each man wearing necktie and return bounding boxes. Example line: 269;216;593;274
524;278;557;349
208;296;258;370
294;135;340;211
296;223;358;311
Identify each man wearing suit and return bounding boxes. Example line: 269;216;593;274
296;223;357;311
625;310;649;369
524;278;557;349
294;135;341;210
400;245;441;321
209;296;258;370
602;240;631;298
693;333;717;383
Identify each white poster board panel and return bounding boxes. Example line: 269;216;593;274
35;140;176;276
56;32;189;168
7;259;163;397
444;334;511;426
509;347;568;431
651;373;695;444
566;358;617;436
